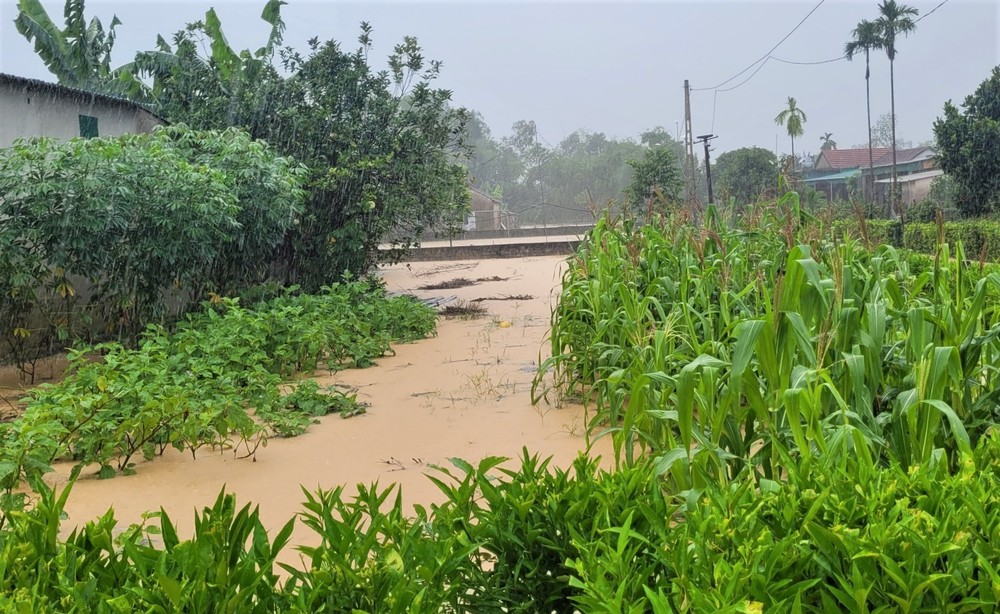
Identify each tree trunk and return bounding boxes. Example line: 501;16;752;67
865;50;874;206
890;58;901;226
790;136;795;176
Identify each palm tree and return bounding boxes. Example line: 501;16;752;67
774;97;807;173
819;132;837;151
874;0;918;218
845;19;884;201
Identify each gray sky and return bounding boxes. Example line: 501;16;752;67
1;0;997;157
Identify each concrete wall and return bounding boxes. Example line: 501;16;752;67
0;81;163;147
425;224;595;242
401;240;581;262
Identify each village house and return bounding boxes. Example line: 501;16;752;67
803;145;941;207
866;146;942;208
0;73;164;147
802;146;892;201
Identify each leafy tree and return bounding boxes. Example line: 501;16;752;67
714;147;779;206
13;0;143;95
845;19;884;177
625;147;683;213
819;132;837;151
774;97;807;171
933;66;1000;217
875;0;919;216
133;13;467;286
867;113;912;149
464;111;523;199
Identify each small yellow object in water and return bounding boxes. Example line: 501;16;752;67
499;321;511;328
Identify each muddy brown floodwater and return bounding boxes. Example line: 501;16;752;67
45;255;606;565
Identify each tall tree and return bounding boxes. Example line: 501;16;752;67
845;18;884;193
774;97;807;172
625;147;683;215
819;132;837;151
874;0;918;218
13;0;133;93
714;147;778;206
933;66;1000;217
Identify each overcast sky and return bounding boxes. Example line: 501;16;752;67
1;0;997;156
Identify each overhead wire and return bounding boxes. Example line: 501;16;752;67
697;0;952;131
915;0;950;23
691;0;826;92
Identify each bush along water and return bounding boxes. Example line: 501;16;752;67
0;279;436;492
4;440;1000;611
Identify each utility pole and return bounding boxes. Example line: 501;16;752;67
683;80;696;207
697;134;718;206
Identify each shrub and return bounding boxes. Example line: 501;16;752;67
0;127;307;374
0;282;436;488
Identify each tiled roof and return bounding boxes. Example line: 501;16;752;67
815;147;892;170
870;147;934;168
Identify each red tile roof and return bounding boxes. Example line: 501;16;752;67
870;146;934;168
815;147;892;170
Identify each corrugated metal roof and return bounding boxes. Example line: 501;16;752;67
802;168;861;182
874;169;944;184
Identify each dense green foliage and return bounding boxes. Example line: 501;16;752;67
0;281;435;490
625;147;684;213
16;0;470;284
537;200;1000;488
933;65;1000;217
463;116;699;225
714;147;779;206
133;12;469;285
0;127;306;375
6;438;1000;611
836;218;1000;261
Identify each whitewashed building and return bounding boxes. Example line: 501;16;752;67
0;73;164;147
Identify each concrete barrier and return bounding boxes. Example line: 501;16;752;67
420;224;594;242
400;240;581;262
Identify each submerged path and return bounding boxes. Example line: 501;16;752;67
48;255;602;555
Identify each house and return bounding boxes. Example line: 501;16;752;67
812;147;892;173
802;147;892;201
467;188;516;232
0;73;165;147
873;169;944;208
864;146;939;207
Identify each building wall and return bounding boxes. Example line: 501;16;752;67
905;176;936;205
0;82;163;147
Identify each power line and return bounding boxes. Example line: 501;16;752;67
692;0;826;92
770;54;846;66
916;0;950;23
